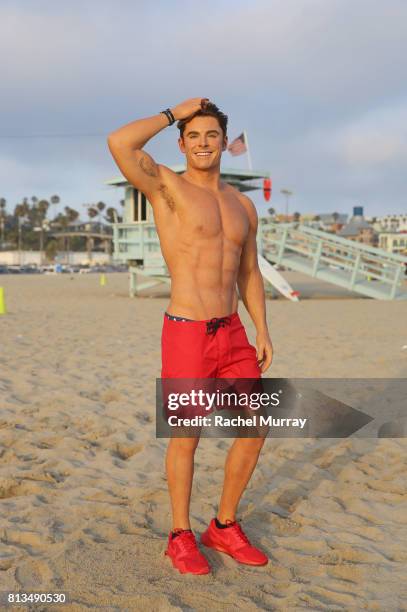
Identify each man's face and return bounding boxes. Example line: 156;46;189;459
178;115;227;170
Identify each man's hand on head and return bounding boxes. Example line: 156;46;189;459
171;98;210;121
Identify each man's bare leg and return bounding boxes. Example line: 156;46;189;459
166;436;200;530
217;437;266;523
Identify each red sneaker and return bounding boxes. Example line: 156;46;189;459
165;529;211;575
201;519;268;566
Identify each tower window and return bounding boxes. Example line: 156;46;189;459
133;189;149;222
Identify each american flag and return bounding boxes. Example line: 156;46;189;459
227;132;247;156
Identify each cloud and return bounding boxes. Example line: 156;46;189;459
1;0;406;118
336;104;407;166
0;0;407;215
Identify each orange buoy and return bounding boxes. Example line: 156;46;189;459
263;178;272;201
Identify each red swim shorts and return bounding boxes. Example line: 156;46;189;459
160;311;264;428
161;311;261;379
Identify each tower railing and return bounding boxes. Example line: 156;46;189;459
258;222;407;300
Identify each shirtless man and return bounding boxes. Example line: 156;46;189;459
107;98;273;575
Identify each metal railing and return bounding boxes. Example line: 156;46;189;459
258;223;407;299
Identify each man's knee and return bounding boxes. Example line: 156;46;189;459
168;436;201;453
235;436;266;454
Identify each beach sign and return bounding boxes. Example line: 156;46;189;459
0;287;6;314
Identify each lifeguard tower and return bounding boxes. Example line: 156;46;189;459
107;166;271;296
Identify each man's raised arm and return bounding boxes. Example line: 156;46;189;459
107;98;209;199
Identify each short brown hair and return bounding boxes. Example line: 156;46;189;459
177;102;228;139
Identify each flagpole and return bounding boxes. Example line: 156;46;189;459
243;130;253;171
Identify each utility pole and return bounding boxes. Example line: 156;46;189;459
280;189;293;221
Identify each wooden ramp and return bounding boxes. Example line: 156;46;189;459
258;222;407;300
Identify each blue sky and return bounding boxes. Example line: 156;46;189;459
1;0;406;219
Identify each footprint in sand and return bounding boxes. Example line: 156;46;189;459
4;527;51;550
0;478;47;499
34;436;59;449
15;559;53;589
113;442;143;461
0;554;16;571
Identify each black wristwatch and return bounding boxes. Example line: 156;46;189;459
161;108;176;126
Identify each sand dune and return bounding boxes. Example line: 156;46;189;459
0;273;406;610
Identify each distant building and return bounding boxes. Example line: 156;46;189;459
49;218;113;263
270;212;349;234
0;250;111;266
378;232;407;255
274;214;295;223
51;218;112;234
299;212;348;233
337;207;377;246
371;214;407;233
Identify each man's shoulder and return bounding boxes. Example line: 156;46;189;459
226;187;258;223
224;183;254;205
157;164;183;184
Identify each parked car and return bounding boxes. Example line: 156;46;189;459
6;266;21;274
20;265;41;274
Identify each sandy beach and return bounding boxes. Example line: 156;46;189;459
0;273;406;611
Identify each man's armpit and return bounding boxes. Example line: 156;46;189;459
138;152;159;178
158;183;176;212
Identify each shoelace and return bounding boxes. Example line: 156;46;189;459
225;520;251;545
173;529;199;554
206;316;232;336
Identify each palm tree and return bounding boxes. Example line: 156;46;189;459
21;198;30;220
50;195;60;225
37;199;50;261
96;201;106;233
267;207;275;217
64;206;79;225
105;207;120;224
53;212;70;231
82;206;98;260
37;199;49;218
60;206;79;259
293;211;301;222
87;206;98;222
45;239;58;262
52;211;72;262
14;203;27;255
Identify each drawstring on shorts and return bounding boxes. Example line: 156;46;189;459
206;316;232;336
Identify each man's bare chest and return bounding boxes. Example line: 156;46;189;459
175;186;250;246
